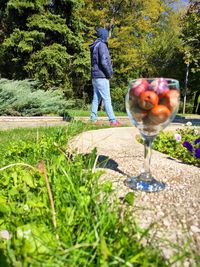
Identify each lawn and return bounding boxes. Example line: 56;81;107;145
66;109;199;121
67;109;127;118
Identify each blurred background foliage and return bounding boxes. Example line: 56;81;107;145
0;0;199;115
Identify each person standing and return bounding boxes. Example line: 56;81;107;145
89;27;121;126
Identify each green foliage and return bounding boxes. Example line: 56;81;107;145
153;131;181;156
124;192;135;205
179;100;194;114
152;126;200;167
0;0;89;93
3;29;45;54
0;123;169;266
27;13;80;49
111;86;126;112
66;109;127;117
0;79;73;116
180;1;200;113
25;44;72;91
6;0;45;14
181;1;200;73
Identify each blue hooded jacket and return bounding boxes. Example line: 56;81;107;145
89;28;113;79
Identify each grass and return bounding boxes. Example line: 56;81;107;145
177;113;200;117
67;109;127;118
0;121;199;266
66;109;199;119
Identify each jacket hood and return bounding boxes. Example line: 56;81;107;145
89;28;109;52
96;28;109;42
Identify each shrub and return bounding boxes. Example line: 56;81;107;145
179;101;194;114
0;79;74;116
111;86;126;112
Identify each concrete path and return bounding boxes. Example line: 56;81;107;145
69;126;200;263
0;121;68;130
0;117;67;130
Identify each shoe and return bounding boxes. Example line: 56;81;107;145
110;120;121;127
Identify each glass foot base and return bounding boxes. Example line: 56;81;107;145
124;177;166;192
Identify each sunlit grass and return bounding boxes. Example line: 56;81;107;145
67;109;127;117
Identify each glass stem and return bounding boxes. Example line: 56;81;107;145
140;135;156;181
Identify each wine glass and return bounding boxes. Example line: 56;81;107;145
125;78;180;192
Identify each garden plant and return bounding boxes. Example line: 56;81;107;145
152;124;200;167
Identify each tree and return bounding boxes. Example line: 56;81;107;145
181;0;200;114
0;0;89;96
181;0;200;72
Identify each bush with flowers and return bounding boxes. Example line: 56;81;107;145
152;122;200;167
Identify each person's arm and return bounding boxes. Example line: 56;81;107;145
98;42;113;79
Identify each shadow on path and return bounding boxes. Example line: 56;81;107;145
96;154;129;177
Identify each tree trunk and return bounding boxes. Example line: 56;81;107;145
193;91;200;114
